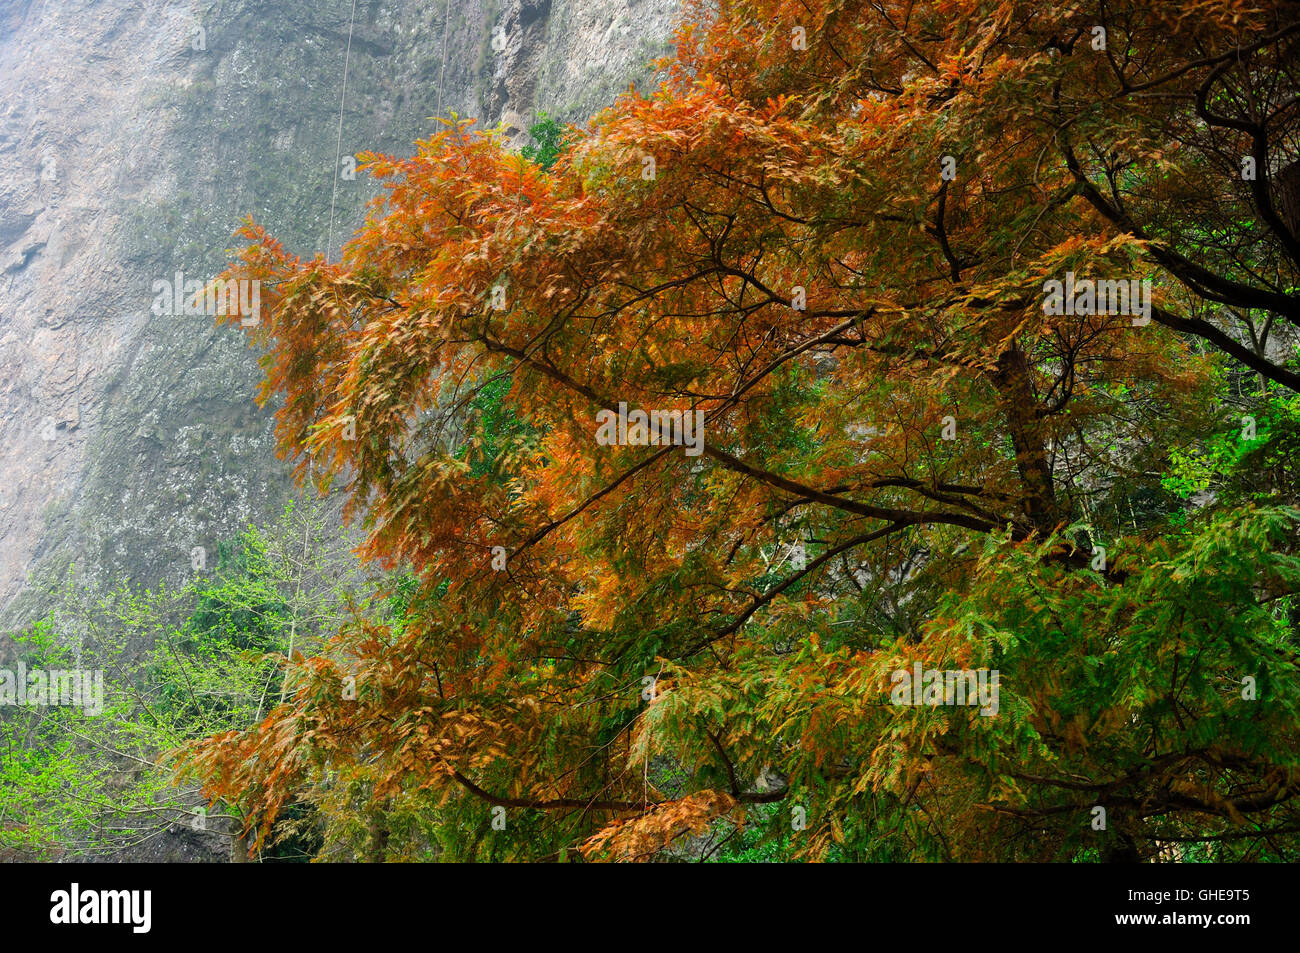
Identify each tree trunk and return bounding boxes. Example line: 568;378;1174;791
991;344;1058;531
231;829;251;863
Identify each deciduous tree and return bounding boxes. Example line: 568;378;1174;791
183;0;1300;861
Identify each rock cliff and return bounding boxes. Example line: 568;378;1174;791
0;0;676;625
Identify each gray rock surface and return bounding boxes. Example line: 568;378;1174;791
0;0;677;626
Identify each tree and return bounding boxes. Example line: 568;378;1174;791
184;0;1300;861
519;113;568;172
0;498;366;861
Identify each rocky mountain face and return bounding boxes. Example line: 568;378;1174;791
0;0;676;626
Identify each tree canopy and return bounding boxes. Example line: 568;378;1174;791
183;0;1300;861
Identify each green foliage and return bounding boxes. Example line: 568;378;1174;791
457;371;537;481
0;499;370;860
1162;392;1300;501
520;113;566;171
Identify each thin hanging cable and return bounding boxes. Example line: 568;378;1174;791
327;0;359;264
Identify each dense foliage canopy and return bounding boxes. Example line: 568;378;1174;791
183;0;1300;861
